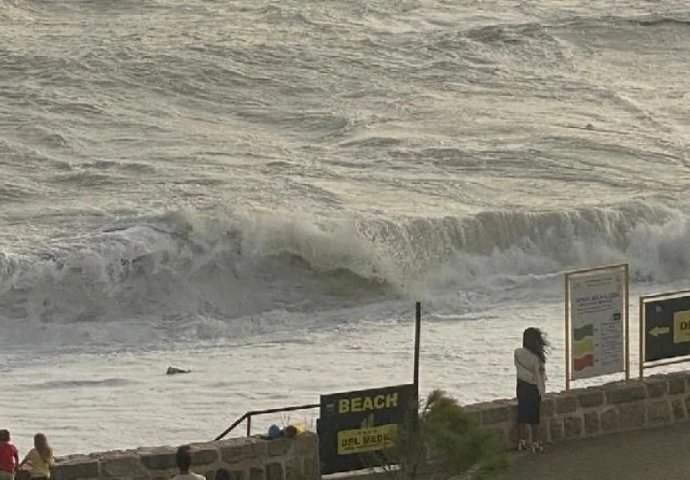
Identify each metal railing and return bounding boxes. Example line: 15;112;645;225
215;403;320;441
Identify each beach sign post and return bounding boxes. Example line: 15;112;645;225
639;289;690;377
564;264;630;390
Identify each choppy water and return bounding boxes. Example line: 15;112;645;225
1;0;690;454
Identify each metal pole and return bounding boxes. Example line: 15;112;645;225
246;415;252;437
565;273;571;391
413;301;421;398
639;297;645;379
624;264;630;380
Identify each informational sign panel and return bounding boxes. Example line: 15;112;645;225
318;384;416;474
567;266;627;381
644;294;690;362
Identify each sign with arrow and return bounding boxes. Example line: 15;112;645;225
645;294;690;362
648;326;670;337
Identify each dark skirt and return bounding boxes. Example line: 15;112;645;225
516;379;541;424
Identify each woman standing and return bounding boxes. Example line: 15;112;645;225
19;434;53;480
514;327;548;453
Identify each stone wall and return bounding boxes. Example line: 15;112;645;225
52;433;319;480
464;371;690;448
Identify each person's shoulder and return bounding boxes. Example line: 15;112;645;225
194;474;206;480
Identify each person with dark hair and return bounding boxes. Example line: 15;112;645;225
18;433;53;479
514;327;549;453
214;468;231;480
0;430;19;480
171;445;205;480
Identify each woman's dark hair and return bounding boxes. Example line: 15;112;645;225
0;430;10;442
523;327;549;363
175;445;192;472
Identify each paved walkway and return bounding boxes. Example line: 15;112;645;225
493;424;690;480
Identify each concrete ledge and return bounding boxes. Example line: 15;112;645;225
465;371;690;449
53;434;319;480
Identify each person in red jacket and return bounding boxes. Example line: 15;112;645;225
0;429;19;480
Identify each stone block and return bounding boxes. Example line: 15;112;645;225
481;405;511;425
221;438;268;465
601;408;620;433
535;422;549;444
644;379;667;398
140;447;177;471
647;400;672;426
293;433;317;456
584;411;600;435
668;375;686;395
549;417;564;442
578;389;604;408
227;470;244;480
540;397;555;417
267;438;292;457
250;467;265;480
563;416;583;439
100;454;149;479
189;443;220;466
606;384;646;405
672;399;687;421
555;395;578;414
52;456;99;480
303;456;319;480
267;463;284;480
618;402;646;429
285;457;303;480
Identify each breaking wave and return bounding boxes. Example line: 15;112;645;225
1;200;689;332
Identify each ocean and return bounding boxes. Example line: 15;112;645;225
1;0;689;455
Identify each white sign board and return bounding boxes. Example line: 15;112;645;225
569;268;626;380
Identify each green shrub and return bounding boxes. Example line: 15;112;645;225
380;389;509;480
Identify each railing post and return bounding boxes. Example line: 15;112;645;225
246;415;252;437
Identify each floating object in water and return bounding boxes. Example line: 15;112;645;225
166;366;191;375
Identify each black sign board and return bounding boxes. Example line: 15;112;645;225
645;295;690;362
318;383;416;474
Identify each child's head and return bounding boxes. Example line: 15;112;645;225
175;445;192;473
0;430;10;442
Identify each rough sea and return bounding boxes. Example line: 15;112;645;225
1;0;689;455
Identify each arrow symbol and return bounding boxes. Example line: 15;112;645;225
649;326;670;337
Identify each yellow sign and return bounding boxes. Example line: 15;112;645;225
338;393;398;414
337;424;398;455
673;310;690;344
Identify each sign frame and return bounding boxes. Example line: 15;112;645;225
564;263;630;390
639;289;690;377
